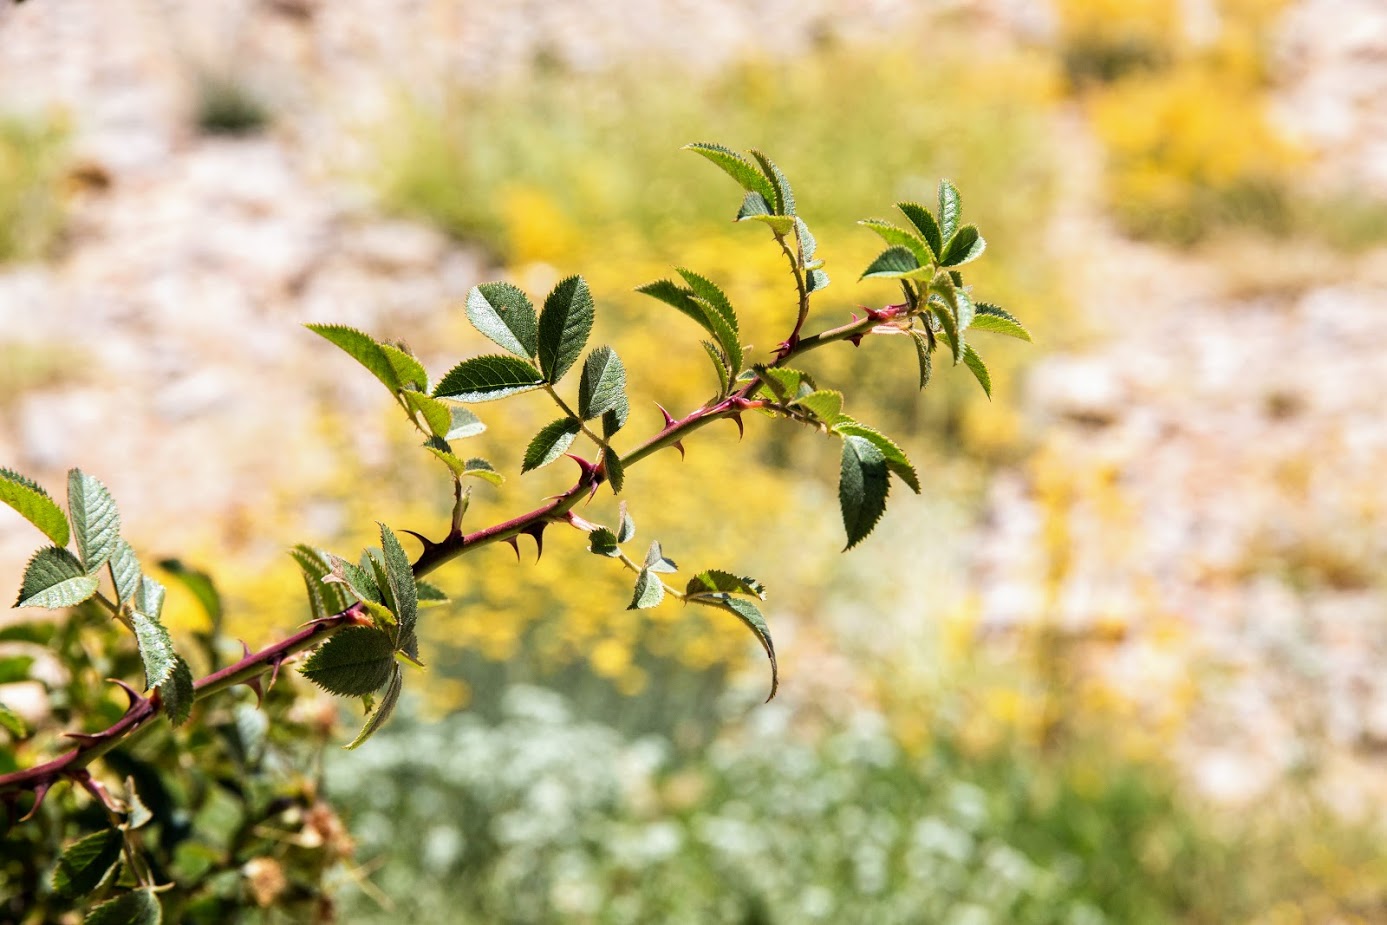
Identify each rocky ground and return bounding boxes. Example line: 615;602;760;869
1;0;1386;806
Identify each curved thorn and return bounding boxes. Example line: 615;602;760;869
400;529;436;551
729;413;744;439
107;678;143;710
19;782;50;822
504;537;521;561
64;732;107;746
673;440;686;460
655;402;677;429
521;522;547;562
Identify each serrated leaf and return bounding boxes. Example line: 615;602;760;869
696;596;778;700
684;142;777;206
859;218;932;266
135;575;165;622
83;888;162;925
791;389;844;424
627;568;664;609
897;202;943;259
840;435;890;550
131;612;177;690
0;702;26;738
616;501;635;543
644;541;678;573
290;545;352;620
466;281;538;359
961;344;993;399
954;285;976;334
588;527;620;557
300;626;396;697
971;303;1032;341
861;246;922;280
938;179;961;239
636;279;703;326
523;418;580;472
748;149;795;216
743;213;796;234
941;224;986;267
15;546;99;609
52;828;123;898
417;581;448;605
833;421;921;493
755;366;814;403
735;190;772;221
700;340;731;396
446;406;487;439
602;398;629;440
685;570;766;599
909;330;934;390
305;324;400;394
929;279;962;366
345;662;402;750
404;391;454;439
433;354;544;402
123;777;152;830
537;275;595;383
68;470;120;574
461;456;504;486
605;453;625;494
326;554;382;605
0;467;69;546
364;548;395;614
380;343;428;392
378;523;418;648
578;346;627;421
691;296;742;374
806;268;830;293
108;539;141;605
159;655;195;726
676;268;738;334
423;439;468;477
795;217;819;266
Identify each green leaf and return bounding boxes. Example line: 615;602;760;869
136;576;165;622
941;224;986;266
588;527;620;557
735;191;772;221
605;452;625;495
290;545;353;620
461;457;504;486
0;655;32;684
636;279;703;326
15;546;99;609
675;268;738;334
833;421;921;493
159;655;195;727
701;340;731;396
131;612;177;690
685;570;766;599
971;303;1032;341
433;354;545;402
860;246;923;280
300;626;396;697
791;389;844;425
0;467;69;546
523;418;581;472
326;555;382;606
0;702;26;738
755;366;813;403
692;297;742;374
961;343;993;399
616;501;635;543
938;179;961;239
378;523;418;647
446;406;487;439
627;568;664;609
108;539;141;605
157;559;220;625
954;285;976;333
578;346;627;421
537;275;595;383
602;399;629;441
840;435;890;549
345;662;403;750
795;217;820;267
417;581;448;605
68;470;120;573
748;148;795;215
896;202;943;259
806;268;831;293
644;541;678;574
305;323;401;394
123;777;152;830
929;278;962;365
380;343;429;392
83;888;162;925
694;596;778;700
858;218;932;266
422;439;468;477
684;142;778;206
52;828;123;898
466;281;539;359
403;391;454;439
909;329;934;390
743;213;796;235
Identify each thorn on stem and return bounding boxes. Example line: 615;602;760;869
400;529;436;551
656;402;678;429
673;440;686;460
107;678;143;711
19;782;50;822
729;413;744;439
520;522;547;562
504;537;521;561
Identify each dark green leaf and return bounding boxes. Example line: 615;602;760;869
897;202;943;259
433;354;545;402
466;281;538;359
636;279;703;326
83;888;162;925
748;149;795;215
833;421;921;493
676;268;738;334
860;246;923;280
131;612;177;690
15;546;98;609
685;570;766;599
938;179;961;239
404;391;454;438
929;277;962;365
68;469;120;573
0;655;32;684
684;142;777;206
378;523;418;646
605;453;625;495
523;418;581;472
157;559;221;625
694;596;778;700
380;343;429;392
417;581;448;605
692;297;742;374
941;224;986;266
627;568;664;609
909;330;934;390
345;663;403;750
52;828;123;898
588;527;620;557
700;340;731;396
300;626;396;697
159;655;195;727
858;219;932;266
644;541;677;574
537;275;595;383
446;406;487;439
108;539;141;605
305;324;400;394
840;435;890;549
0;702;26;738
578;346;627;421
616;501;635;543
0;467;69;546
602;399;629;441
971;303;1032;341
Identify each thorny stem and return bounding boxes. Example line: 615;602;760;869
776;231;811;348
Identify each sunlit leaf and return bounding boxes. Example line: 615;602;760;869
0;467;69;546
839;434;890;549
466;281;538;359
345;663;402;750
684;142;777;206
300;626;396;697
83;887;162;925
131;612;177;691
537;275;595;383
627;568;664;609
433;355;545;402
523;418;581;472
15;546;98;609
68;469;120;574
305;323;401;394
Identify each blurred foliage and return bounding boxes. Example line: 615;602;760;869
0;112;68;263
195;72;272;137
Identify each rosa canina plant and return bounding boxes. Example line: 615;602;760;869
0;144;1028;923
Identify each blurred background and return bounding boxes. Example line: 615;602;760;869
2;0;1387;921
